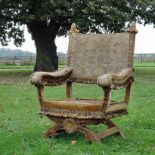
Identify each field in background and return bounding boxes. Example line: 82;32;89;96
0;63;155;155
0;61;154;72
0;53;155;67
134;61;155;67
0;55;66;66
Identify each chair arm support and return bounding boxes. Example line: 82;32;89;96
30;67;73;86
97;68;134;88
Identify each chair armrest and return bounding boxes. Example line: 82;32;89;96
97;68;134;88
30;67;73;86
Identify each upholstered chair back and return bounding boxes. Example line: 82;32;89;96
67;23;137;83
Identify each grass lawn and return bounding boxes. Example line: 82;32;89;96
0;66;155;155
134;61;155;67
0;64;65;70
0;64;34;69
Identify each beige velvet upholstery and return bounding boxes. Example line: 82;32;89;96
68;32;134;83
31;67;73;86
97;68;134;87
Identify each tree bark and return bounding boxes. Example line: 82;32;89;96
27;21;60;72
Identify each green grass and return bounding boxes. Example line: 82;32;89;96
0;64;34;69
134;61;155;67
0;66;155;155
0;64;65;72
0;62;155;70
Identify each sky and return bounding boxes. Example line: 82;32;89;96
0;23;155;54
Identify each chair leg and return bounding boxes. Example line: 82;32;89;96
97;118;126;140
44;118;125;142
45;124;65;138
77;126;101;143
45;123;100;142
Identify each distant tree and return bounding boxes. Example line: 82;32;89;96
0;48;35;57
0;0;155;71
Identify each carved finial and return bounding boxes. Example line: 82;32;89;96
128;21;138;33
70;23;80;33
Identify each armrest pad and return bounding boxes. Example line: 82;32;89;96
97;68;134;88
30;67;73;86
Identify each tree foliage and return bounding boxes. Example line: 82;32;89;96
0;0;154;71
0;0;154;46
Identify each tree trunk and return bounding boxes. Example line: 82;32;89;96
27;22;60;72
34;34;58;72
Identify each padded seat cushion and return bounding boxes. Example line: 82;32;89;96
41;99;127;119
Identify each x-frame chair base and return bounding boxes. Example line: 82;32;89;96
45;116;125;142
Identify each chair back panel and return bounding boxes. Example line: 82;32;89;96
67;25;136;83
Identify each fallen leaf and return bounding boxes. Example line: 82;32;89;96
71;140;77;144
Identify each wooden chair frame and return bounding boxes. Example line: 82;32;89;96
31;23;137;142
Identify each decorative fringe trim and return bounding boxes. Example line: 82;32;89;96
40;108;127;119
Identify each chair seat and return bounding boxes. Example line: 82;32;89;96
41;99;128;119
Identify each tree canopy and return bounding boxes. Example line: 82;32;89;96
0;0;155;71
